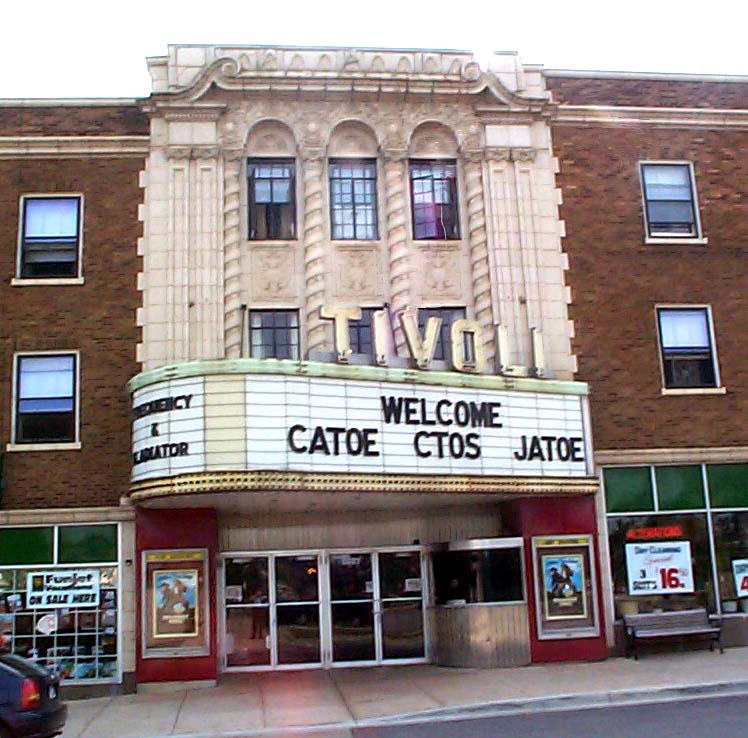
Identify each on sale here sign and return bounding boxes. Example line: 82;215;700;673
625;541;695;595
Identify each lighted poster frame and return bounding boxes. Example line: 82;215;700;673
532;535;600;640
141;548;209;658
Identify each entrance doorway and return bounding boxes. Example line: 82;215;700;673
222;548;427;670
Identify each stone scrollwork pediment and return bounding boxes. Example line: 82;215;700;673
151;48;549;112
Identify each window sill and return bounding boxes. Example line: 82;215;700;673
661;386;726;396
332;240;381;247
246;240;297;247
6;441;82;452
645;237;708;246
11;277;85;286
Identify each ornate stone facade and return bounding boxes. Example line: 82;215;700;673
139;46;574;379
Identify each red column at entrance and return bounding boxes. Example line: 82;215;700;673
135;508;218;683
502;496;608;663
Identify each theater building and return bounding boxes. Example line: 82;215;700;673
0;99;147;692
549;70;748;646
129;45;607;683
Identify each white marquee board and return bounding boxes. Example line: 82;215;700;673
131;374;590;482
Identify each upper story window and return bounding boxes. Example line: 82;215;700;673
329;160;378;240
640;163;701;239
418;307;466;362
248;310;299;360
349;307;380;356
248;159;296;240
14;353;78;445
18;195;82;279
657;307;718;389
409;160;460;240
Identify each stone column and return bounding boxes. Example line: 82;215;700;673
463;148;496;366
223;149;244;358
301;146;327;355
383;147;410;354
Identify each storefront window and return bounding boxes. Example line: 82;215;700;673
0;524;119;682
607;514;713;617
433;543;523;605
712;512;748;607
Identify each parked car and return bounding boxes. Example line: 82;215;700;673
0;653;67;738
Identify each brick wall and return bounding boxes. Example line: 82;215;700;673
555;121;748;450
546;75;748;109
0;106;147;136
0;155;142;508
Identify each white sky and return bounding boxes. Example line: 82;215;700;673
3;0;748;98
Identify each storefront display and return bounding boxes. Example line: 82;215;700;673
142;549;209;658
0;524;119;682
532;535;599;639
604;463;748;616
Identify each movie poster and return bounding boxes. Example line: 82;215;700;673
142;549;209;657
152;569;198;638
541;553;587;619
533;536;599;639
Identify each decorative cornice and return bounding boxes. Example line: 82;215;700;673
129;469;600;502
149;52;549;112
0;505;134;525
482;146;537;162
165;145;222;160
0;135;149;158
595;446;748;467
554;104;748;129
127;356;589;396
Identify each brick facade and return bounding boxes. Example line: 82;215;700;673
0;106;148;136
0;148;144;509
547;75;748;109
552;78;748;451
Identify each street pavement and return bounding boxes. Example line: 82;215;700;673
353;694;748;738
62;646;748;738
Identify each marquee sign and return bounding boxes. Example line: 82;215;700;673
131;371;590;482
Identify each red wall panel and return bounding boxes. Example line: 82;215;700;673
502;496;608;663
135;508;218;683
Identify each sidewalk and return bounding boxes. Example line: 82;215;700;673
63;647;748;738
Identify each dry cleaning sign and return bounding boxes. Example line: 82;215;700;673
26;570;100;609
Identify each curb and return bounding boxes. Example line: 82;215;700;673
134;679;748;738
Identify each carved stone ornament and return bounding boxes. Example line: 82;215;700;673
420;246;462;298
252;248;294;298
337;248;379;297
165;145;222;160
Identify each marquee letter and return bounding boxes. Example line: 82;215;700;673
400;307;440;369
450;319;485;373
320;306;362;362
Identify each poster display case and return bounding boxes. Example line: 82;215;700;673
532;535;599;639
142;549;209;658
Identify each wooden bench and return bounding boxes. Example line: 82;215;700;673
623;608;723;660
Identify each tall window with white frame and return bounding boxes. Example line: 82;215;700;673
248;310;300;360
409;160;460;240
18;195;82;278
15;354;77;444
657;307;718;389
640;163;700;239
247;160;296;240
329;160;378;240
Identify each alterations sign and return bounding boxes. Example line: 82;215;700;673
26;570;100;609
732;559;748;598
625;542;694;596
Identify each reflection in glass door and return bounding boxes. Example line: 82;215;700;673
329;553;375;663
223;548;425;670
224;556;270;667
379;551;425;660
275;554;321;665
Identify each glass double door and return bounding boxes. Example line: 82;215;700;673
223;549;425;669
